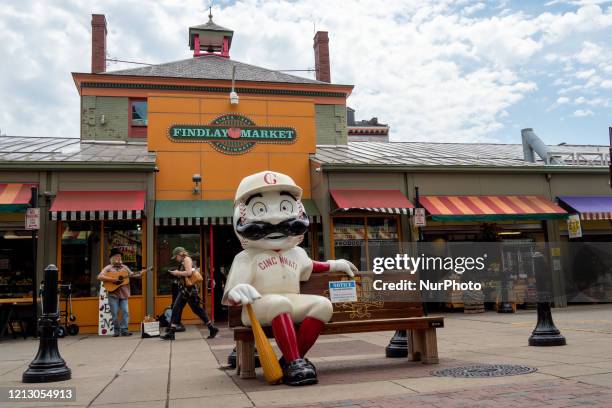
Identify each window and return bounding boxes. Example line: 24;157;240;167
299;222;324;261
129;99;147;138
60;222;102;297
60;221;144;297
104;221;143;296
332;216;400;272
0;232;35;299
333;217;367;271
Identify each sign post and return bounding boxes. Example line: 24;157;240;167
28;187;39;337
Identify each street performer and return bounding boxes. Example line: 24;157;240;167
97;248;146;337
222;171;357;386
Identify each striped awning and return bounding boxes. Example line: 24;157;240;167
155;199;322;226
558;196;612;220
0;183;37;213
50;191;146;221
420;195;567;221
330;189;414;215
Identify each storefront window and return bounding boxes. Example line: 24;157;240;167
156;229;201;295
299;223;324;260
367;217;399;264
333;216;400;271
0;231;34;298
104;220;143;296
60;222;102;297
333;217;367;271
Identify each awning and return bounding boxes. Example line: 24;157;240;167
155;199;322;227
0;184;37;213
50;191;146;221
330;189;414;215
420;195;567;221
558;196;612;220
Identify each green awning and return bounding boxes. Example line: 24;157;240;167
155;200;233;226
303;199;322;222
155;199;322;226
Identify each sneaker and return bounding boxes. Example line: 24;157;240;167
113;332;120;337
121;332;133;336
207;325;219;339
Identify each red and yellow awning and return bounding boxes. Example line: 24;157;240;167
420;195;567;221
0;184;37;212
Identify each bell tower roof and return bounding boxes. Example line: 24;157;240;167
189;9;233;57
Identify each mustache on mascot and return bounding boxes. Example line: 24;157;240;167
235;217;310;241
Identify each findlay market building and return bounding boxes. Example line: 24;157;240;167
0;14;611;333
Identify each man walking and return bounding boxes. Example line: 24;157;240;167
98;248;145;337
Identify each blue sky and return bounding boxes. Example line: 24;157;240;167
0;0;610;145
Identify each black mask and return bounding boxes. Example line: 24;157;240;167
235;217;309;241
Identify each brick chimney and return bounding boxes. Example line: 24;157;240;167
91;14;107;73
313;31;331;83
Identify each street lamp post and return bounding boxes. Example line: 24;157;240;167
22;265;71;383
528;252;566;346
386;186;424;358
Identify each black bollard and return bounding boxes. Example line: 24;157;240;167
385;329;409;358
528;252;566;346
23;265;71;383
497;276;515;313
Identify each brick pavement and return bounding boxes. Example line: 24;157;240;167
265;380;612;408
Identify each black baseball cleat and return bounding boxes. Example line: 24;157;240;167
283;358;318;386
303;358;317;375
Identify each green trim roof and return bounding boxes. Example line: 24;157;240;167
155;200;233;219
155;199;321;219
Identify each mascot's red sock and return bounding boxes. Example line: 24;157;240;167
298;317;325;357
271;313;300;362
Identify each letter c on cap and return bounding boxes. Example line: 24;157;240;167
264;172;277;185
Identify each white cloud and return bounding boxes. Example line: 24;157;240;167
0;0;611;143
573;109;595;116
602;79;612;88
576;41;603;63
557;96;570;104
575;69;596;78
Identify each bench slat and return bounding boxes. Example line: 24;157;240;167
233;316;444;341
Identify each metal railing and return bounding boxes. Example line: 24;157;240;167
546;151;610;166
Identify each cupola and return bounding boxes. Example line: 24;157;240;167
189;9;233;58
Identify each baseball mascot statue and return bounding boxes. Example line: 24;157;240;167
222;171;357;386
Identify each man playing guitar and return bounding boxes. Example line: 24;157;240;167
97;248;147;337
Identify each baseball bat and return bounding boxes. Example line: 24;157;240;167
246;303;283;384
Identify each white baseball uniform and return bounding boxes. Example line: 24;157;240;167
222;246;333;326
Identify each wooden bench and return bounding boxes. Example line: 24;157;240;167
229;272;444;379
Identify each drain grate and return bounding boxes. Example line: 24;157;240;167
433;364;537;378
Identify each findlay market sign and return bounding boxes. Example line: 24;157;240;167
168;113;297;155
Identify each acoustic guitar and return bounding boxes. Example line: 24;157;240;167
104;266;152;292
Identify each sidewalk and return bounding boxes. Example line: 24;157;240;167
1;304;612;407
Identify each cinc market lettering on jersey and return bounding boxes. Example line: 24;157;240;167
168;113;297;155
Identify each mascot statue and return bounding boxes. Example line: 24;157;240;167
222;171;357;386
